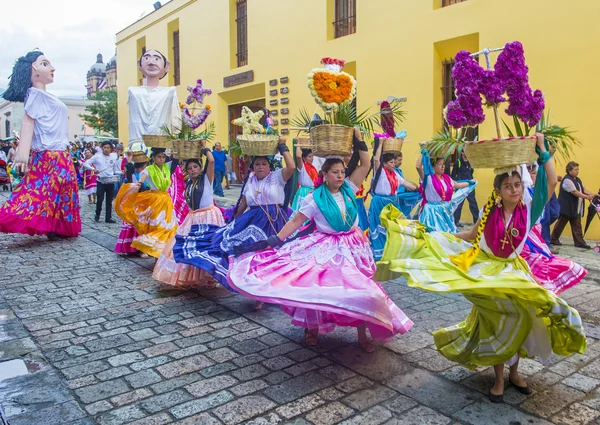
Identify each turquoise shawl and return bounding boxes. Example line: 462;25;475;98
313;181;358;232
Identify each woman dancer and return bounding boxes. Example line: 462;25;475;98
82;149;97;204
291;147;320;211
114;157;148;255
416;151;476;233
0;51;81;238
395;153;422;218
168;158;190;226
154;140;225;289
115;148;177;258
369;141;417;260
377;134;586;402
521;163;587;294
173;140;294;289
228;128;413;351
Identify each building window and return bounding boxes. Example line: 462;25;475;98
5;120;10;139
236;0;248;67
442;58;477;141
442;0;467;7
173;31;181;86
334;0;356;39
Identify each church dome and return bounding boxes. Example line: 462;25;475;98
88;53;106;75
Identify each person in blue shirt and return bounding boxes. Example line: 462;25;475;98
212;142;228;197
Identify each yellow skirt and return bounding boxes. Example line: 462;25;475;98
115;184;178;258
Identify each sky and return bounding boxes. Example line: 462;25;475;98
0;0;161;98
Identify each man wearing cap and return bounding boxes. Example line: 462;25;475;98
83;141;120;223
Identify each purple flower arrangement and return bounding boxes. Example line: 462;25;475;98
445;42;544;130
182;79;212;129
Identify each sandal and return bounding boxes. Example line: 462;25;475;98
304;329;318;346
488;392;504;403
253;302;264;311
358;337;375;353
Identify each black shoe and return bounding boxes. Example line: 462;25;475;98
550;240;562;246
456;223;464;228
47;232;60;241
509;378;533;395
575;244;592;250
488;392;504;403
94;216;100;222
105;219;117;224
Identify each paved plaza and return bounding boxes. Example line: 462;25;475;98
2;188;600;425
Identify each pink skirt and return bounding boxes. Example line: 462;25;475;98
115;221;139;254
0;150;81;237
228;228;413;341
153;204;225;289
522;224;587;294
168;166;190;226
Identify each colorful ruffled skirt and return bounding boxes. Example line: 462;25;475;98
153;205;225;289
115;184;178;258
114;221;139;254
376;205;586;369
419;184;476;233
291;186;313;211
168;165;190;226
369;194;404;261
0;150;81;237
173;204;289;290
522;224;587;294
397;190;422;219
228;228;413;340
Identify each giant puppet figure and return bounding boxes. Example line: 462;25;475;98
115;50;184;258
0;51;81;239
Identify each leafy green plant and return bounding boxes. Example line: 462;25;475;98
426;127;469;159
503;111;581;163
228;136;243;156
80;90;118;136
161;121;215;142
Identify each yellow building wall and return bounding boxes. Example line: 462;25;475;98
116;0;600;239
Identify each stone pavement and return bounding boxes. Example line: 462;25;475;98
2;188;600;425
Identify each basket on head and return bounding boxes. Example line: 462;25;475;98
464;136;537;169
143;134;171;148
381;137;404;154
172;139;203;160
132;151;149;163
237;134;279;156
309;124;354;157
295;137;313;150
419;141;451;159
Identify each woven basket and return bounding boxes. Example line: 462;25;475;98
309;125;354;157
172;139;203;159
131;151;149;163
142;134;171;148
237;134;279;156
382;138;404;154
420;141;451;158
465;136;537;169
295;137;313;149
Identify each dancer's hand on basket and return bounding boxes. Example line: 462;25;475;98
535;132;547;152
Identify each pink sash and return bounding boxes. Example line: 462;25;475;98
484;203;528;258
419;174;454;207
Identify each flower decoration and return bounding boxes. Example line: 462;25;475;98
495;42;545;127
445;42;544;130
308;57;356;111
182;79;212;129
232;106;265;135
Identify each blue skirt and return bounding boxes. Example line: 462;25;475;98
356;197;369;233
369;194;404;261
418;184;476;233
173;205;290;290
397;191;422;219
291;186;313;211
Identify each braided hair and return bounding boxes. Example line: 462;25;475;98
3;51;44;102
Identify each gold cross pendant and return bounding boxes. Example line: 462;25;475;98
500;236;509;250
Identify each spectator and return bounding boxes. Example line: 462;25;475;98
212;142;228;197
7;140;18;163
225;150;233;188
551;161;594;249
83;141;120;223
451;151;479;227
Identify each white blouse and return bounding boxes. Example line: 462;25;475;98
197;174;214;209
297;157;324;188
243;169;286;206
423;175;453;202
299;179;359;234
373;169;406;196
127;86;179;142
24;88;69;151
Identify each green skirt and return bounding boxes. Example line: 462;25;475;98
291;185;313;211
376;205;586;369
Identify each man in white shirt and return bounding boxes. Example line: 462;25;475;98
83;141;120;223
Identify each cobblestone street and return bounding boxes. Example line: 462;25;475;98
2;189;600;425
